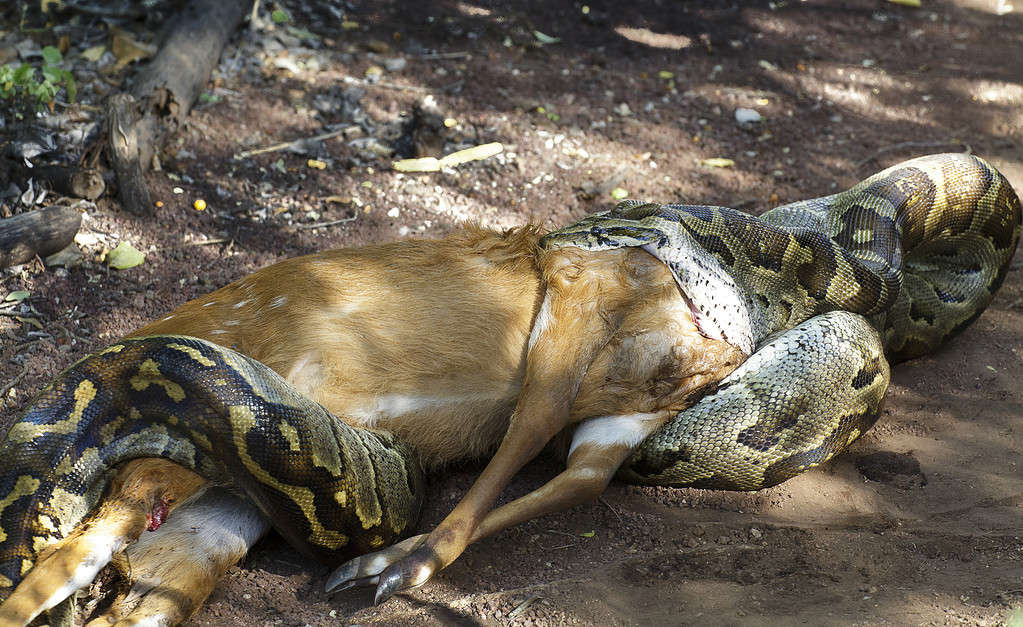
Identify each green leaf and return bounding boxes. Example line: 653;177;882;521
13;64;34;83
579;530;595;538
41;65;61;83
271;8;290;23
4;290;30;302
286;26;319;42
533;30;561;44
611;187;628;200
61;70;76;102
41;45;63;67
106;241;146;270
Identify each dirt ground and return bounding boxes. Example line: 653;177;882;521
1;0;1022;625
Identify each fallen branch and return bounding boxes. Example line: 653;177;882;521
0;206;82;269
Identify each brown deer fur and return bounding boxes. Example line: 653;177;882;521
1;224;746;625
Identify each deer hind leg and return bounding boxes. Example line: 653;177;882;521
86;486;269;627
326;411;672;594
327;248;643;603
0;459;206;627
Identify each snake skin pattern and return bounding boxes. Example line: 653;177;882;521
0;337;423;595
0;152;1018;604
541;153;1020;488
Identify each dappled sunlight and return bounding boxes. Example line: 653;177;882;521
613;26;692;50
2;0;1022;624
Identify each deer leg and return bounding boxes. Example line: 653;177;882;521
328;249;640;603
326;411;670;595
85;486;268;627
0;459;206;627
469;411;671;543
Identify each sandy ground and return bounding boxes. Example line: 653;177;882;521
1;0;1021;625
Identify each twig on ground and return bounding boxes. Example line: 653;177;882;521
185;238;232;247
233;127;356;159
856;141;971;167
508;594;543;618
365;80;431;93
598;497;623;523
293;215;358;230
419;51;472;60
0;362;30;401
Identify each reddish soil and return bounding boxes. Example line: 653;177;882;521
2;1;1022;625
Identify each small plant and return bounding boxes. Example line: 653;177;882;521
536;105;560;122
0;45;77;116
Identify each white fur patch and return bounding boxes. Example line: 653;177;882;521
286;354;324;397
269;295;288;308
335;300;363;316
569;413;663;458
527;291;553;351
347;394;472;427
128;488;268;560
202;301;217;308
232;299;251;309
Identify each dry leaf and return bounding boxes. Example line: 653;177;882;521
437;142;503;168
393;142;504;172
110;27;156;70
80;45;106;62
16;317;43;330
392;157;440;173
701;158;735;168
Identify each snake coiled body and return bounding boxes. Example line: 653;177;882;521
0;153;1019;601
541;153;1020;487
0;337;423;593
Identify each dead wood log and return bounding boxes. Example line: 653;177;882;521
4;161;105;201
107;93;153;215
106;0;252;215
30;165;105;200
0;206;81;268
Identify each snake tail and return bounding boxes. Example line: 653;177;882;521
0;336;425;599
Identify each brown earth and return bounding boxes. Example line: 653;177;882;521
1;0;1022;625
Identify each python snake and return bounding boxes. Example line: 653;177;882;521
0;153;1019;603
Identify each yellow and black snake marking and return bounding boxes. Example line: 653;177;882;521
542;153;1020;488
0;153;1018;606
0;337;423;595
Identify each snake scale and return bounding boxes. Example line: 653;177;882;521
0;152;1019;604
